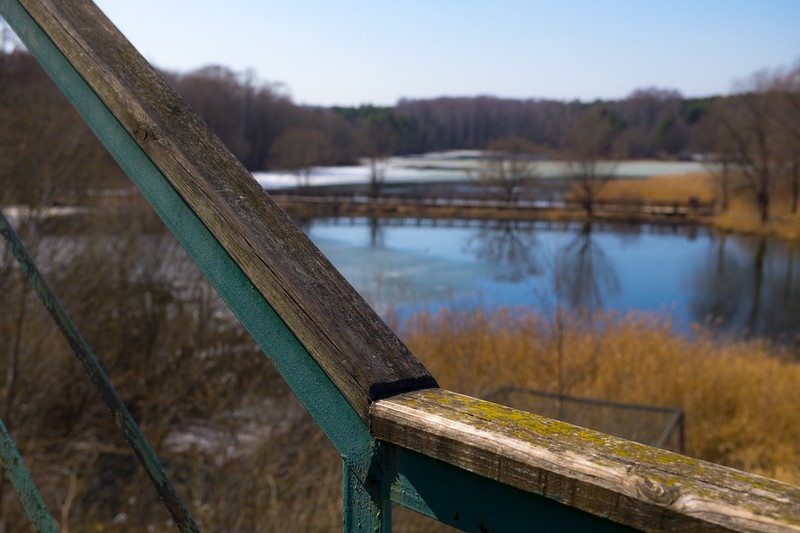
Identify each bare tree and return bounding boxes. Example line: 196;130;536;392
715;70;785;222
479;136;540;203
360;115;399;198
774;64;800;213
167;65;303;171
562;107;616;215
268;127;333;188
696;100;741;213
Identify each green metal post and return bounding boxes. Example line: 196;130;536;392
343;461;390;533
343;440;391;533
390;447;636;532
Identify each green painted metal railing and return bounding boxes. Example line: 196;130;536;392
1;1;799;532
0;417;56;532
0;209;199;531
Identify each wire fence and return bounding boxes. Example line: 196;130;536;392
487;386;685;453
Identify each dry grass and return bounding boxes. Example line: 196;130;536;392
711;209;800;242
598;172;715;204
399;307;800;486
596;172;800;242
4;198;798;530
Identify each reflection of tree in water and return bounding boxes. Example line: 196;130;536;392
689;234;744;324
555;222;620;314
689;235;800;343
369;217;384;248
464;221;541;282
746;239;766;333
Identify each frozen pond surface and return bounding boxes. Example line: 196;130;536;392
254;155;705;189
301;217;800;343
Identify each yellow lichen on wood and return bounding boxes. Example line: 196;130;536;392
372;388;800;532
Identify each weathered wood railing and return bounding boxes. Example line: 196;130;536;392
1;1;798;531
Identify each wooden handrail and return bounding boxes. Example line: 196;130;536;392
372;389;800;532
16;0;436;420
4;1;800;531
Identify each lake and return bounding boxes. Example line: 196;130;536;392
300;217;800;344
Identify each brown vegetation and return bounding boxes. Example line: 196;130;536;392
2;180;797;529
597;172;714;204
2;30;798;532
5;222;798;531
0;203;345;531
399;307;800;485
268;127;335;187
594;172;800;241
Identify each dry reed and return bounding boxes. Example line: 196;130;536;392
399;307;800;485
598;172;715;204
595;171;800;242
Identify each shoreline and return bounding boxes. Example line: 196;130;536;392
272;194;780;241
270;183;800;245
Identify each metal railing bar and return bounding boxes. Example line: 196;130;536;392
0;0;376;479
490;385;684;415
0;417;57;532
657;410;686;454
390;447;634;532
343;459;391;532
0;209;199;533
0;0;385;522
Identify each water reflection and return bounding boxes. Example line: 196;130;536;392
369;217;384;248
464;220;541;282
555;222;621;314
689;235;800;342
299;216;800;344
462;220;621;314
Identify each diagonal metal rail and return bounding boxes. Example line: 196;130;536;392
2;2;799;531
0;209;199;532
0;417;57;532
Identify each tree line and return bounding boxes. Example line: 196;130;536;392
169;75;708;168
1;45;799;220
163;60;800;225
0;49;716;172
2;22;800;531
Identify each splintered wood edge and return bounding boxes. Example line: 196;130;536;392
370;389;800;533
19;0;437;420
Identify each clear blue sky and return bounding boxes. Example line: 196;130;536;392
93;1;800;107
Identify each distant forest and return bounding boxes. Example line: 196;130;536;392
162;65;710;169
0;50;711;170
2;48;799;223
3;42;800;531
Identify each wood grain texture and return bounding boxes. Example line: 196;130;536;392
18;0;437;419
371;389;800;533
